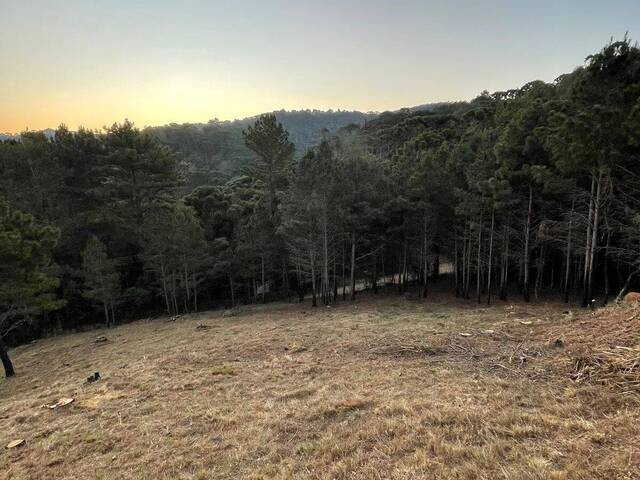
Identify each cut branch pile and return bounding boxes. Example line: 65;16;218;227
573;346;640;395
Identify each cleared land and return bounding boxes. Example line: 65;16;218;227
1;294;639;479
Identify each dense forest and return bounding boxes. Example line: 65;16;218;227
2;39;640;377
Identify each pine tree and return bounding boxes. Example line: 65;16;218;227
0;199;64;377
81;235;120;326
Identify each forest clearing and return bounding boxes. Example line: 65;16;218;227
2;294;639;480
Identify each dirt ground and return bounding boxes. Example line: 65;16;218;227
1;293;639;479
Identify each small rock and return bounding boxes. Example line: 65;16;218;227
459;332;472;337
483;329;495;334
86;372;100;383
94;335;108;344
519;321;533;325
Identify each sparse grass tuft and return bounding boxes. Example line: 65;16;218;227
210;364;235;376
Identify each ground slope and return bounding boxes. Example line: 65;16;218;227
1;295;638;479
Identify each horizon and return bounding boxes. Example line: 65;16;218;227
0;107;380;136
1;0;639;133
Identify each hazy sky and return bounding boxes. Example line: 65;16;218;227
1;0;638;132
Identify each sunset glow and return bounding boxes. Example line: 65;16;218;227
1;0;638;132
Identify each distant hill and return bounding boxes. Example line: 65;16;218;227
0;129;56;141
148;109;378;188
228;109;377;152
1;105;446;187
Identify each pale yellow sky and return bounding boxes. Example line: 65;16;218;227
1;0;637;133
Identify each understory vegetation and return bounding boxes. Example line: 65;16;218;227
2;39;640;379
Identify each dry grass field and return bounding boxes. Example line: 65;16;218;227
1;293;639;479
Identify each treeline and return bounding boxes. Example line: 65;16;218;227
2;39;640;377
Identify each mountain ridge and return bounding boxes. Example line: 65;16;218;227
0;103;449;139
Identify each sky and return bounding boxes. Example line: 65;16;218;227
1;0;639;133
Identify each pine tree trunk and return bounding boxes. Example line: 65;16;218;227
322;215;329;305
582;174;596;307
310;249;317;307
466;223;473;299
564;197;575;303
171;273;179;315
342;243;346;301
476;212;483;304
333;257;338;301
402;233;408;294
523;185;533;302
487;206;495;305
350;231;356;301
371;255;378;295
103;301;110;326
534;244;545;300
454;237;460;298
585;171;602;306
229;274;235;307
423;215;428;298
297;262;305;302
603;228;611;305
193;273;198;311
184;264;190;304
462;222;468;298
398;249;402;295
499;222;509;301
0;339;15;378
261;255;266;304
282;259;289;298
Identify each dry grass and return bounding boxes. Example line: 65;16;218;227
1;294;639;479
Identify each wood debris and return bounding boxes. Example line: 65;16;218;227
6;439;25;449
573;346;640;394
42;397;74;409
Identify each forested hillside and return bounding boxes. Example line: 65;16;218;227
2;39;640;377
147;109;376;189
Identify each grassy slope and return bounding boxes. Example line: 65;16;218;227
1;294;638;479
